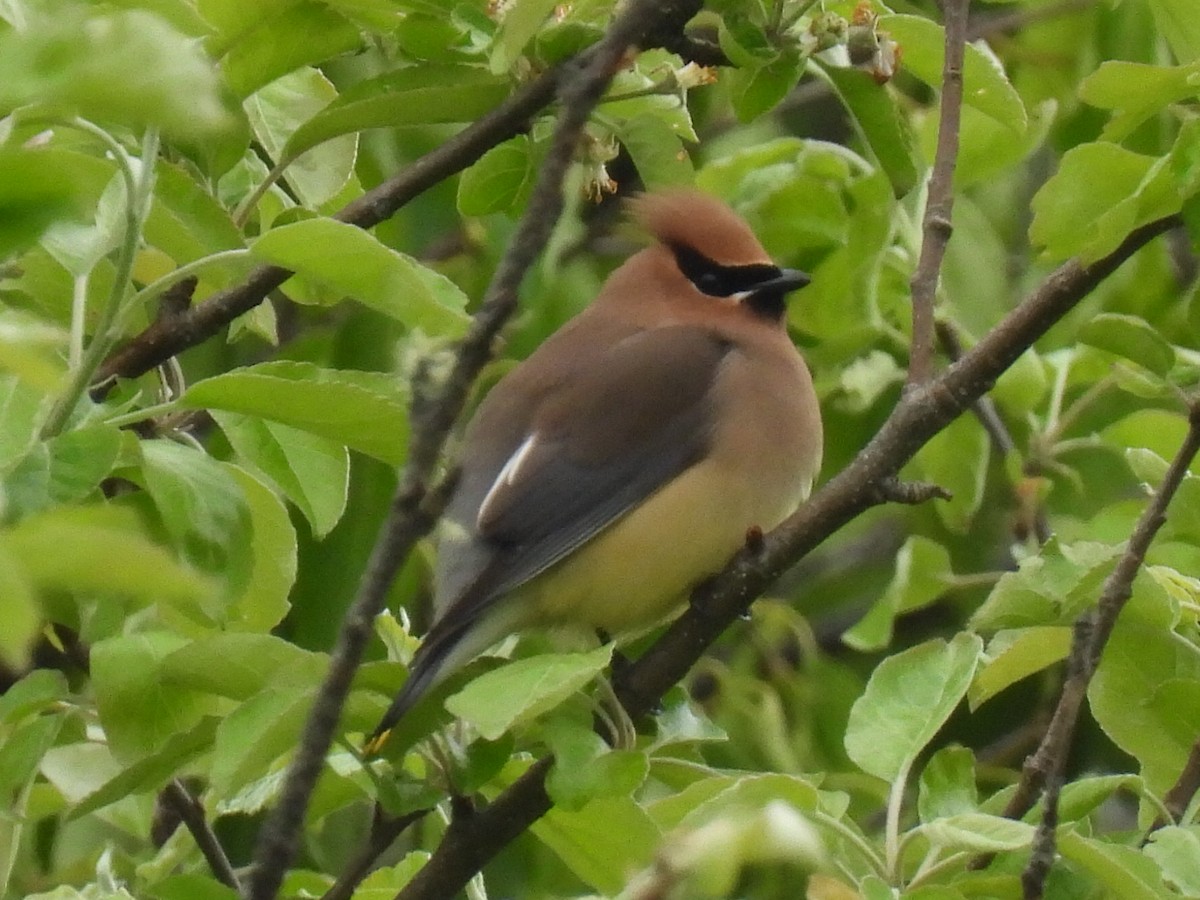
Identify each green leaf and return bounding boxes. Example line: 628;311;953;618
1145;0;1200;63
91;632;213;762
1145;826;1200;894
457;136;536;216
152;875;240;900
845;633;983;781
2;505;210;608
491;0;559;74
1080;60;1200;141
245;66;357;209
44;425;122;505
0;542;39;670
969;626;1071;709
970;539;1122;630
649;773;823;832
180;361;410;465
921;813;1034;852
908;412;990;533
544;722;649;811
67;717;219;820
222;465;295;633
0;4;234;140
990;348;1049;418
212;411;348;539
148;161;245;268
217;1;361;99
1104;408;1190;463
210;687;312;797
282;65;511;164
1057;830;1171;898
728;51;804;122
0;715;62;818
823;66;921;198
445;645;614;740
138;441;252;591
1089;619;1200;792
0;374;43;474
160;633;326;700
918;746;978;823
1056;774;1143;822
0;310;69;393
614;114;695;188
844;536;953;651
532;795;661;895
1030;142;1181;263
881;15;1027;132
1078;312;1175;377
250;219;470;335
0;669;68;727
0;149;86;258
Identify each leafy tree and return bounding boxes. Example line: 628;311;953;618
1;0;1199;898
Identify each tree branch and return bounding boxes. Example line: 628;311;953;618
242;3;703;898
161;779;240;892
391;214;1182;899
992;396;1200;893
908;0;969;385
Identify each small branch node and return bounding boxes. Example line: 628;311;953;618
155;275;198;322
875;477;953;505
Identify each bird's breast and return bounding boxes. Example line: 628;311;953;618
516;338;821;635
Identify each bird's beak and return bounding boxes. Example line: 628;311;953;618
755;267;811;295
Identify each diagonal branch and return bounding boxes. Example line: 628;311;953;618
241;3;704;899
162;779;241;892
1008;397;1200;895
391;214;1182;900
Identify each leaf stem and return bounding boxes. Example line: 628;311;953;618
103;400;180;429
234;154;293;229
885;759;911;880
41;126;159;439
811;809;888;878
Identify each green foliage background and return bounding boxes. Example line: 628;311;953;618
1;0;1200;897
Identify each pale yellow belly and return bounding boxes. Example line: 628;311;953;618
513;456;811;634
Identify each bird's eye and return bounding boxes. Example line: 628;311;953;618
697;272;722;294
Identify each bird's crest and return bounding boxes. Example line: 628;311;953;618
628;189;772;268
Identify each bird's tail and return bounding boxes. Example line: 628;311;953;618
362;619;469;757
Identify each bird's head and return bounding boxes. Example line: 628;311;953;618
625;189;810;322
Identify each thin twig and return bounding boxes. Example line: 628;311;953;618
390;214;1183;900
991;396;1200;886
162;779;240;892
320;806;427;900
1148;738;1200;835
907;0;969;385
242;4;703;899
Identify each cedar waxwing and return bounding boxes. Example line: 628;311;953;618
365;189;822;753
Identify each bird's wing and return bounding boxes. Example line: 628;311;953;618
440;324;733;619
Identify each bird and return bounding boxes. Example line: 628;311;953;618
364;188;823;755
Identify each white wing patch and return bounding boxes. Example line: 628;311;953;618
477;433;538;527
